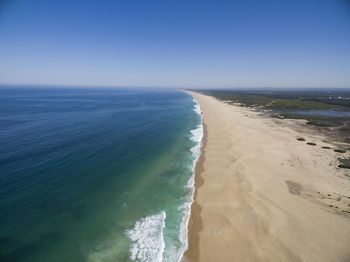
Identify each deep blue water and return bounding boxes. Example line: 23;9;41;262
0;88;201;262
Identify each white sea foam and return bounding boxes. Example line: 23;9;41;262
177;96;203;262
126;211;166;262
193;100;202;116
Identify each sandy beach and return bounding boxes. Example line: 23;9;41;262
184;91;350;262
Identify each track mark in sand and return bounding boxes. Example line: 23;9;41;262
316;192;350;215
285;180;350;217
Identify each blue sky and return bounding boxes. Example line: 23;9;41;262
0;0;350;88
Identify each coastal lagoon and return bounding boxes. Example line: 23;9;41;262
0;88;202;262
269;109;350;118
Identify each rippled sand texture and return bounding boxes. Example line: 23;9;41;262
184;92;350;262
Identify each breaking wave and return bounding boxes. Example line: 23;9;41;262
126;211;166;262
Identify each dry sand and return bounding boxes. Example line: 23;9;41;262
183;91;350;262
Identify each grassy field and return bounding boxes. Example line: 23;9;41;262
201;90;349;111
199;89;350;128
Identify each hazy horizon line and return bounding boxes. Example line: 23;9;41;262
1;83;350;90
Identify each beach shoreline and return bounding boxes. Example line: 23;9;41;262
183;91;350;262
182;121;207;262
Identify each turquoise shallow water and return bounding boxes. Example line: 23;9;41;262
0;87;202;262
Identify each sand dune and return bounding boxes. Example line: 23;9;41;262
184;92;350;262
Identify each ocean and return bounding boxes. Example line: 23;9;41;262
0;87;202;262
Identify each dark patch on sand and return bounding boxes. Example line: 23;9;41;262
334;149;347;153
297;137;305;141
338;157;350;169
306;142;317;146
339;164;350;169
285;180;350;217
285;180;303;195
